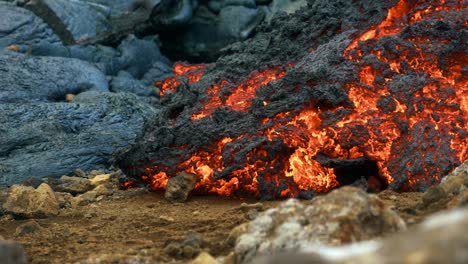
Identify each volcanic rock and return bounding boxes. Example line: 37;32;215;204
0;2;60;49
164;172;197;203
22;0;110;44
110;71;154;97
90;174;112;186
0;240;28;264
421;185;447;207
0;52;108;103
14;220;42;236
3;183;59;218
53;176;94;195
235;187;405;263
0;91;157;186
164;232;204;259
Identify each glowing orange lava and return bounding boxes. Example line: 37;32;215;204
138;0;467;197
154;63;206;96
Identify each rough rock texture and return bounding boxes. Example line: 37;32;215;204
235;187;405;263
254;207;468;264
165;172;197;202
0;52;108;103
51;176;94;195
2;183;59;218
0;2;60;49
23;0;110;44
118;0;466;198
0;91;157;186
0;239;28;264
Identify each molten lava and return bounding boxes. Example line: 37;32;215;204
133;0;467;198
154;63;207;96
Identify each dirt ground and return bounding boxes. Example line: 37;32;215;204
0;189;280;264
0;188;445;264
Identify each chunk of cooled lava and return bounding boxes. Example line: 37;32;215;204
117;0;467;199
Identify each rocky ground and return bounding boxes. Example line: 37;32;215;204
0;162;466;263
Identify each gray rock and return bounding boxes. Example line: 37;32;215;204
3;183;59;218
219;6;262;40
141;61;173;85
235;187;405;263
0;2;61;49
266;0;307;22
116;35;167;79
110;71;154;97
0;240;28;264
0;92;157;186
24;0;110;44
164;172;197;202
0;52;108;103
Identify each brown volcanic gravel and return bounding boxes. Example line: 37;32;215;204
0;188;457;264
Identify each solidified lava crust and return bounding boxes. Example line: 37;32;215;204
116;0;467;199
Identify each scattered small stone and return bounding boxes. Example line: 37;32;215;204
191;252;217;264
65;94;75;102
74;169;88;178
89;174;112;186
165;172;197;203
0;240;28;264
159;215;175;222
164;233;204;259
54;175;94;195
422;185;447;207
14;220;42;236
55;192;74;209
89;170;105;177
3;183;59;218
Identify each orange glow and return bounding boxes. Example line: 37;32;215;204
155;63;207;96
140;0;467;197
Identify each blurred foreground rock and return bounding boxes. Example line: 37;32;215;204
3;183;59;218
0;239;28;264
235;187;406;263
253;207;468;264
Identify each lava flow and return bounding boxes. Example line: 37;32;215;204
126;0;467;198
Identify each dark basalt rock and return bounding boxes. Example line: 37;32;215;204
0;91;157;186
0;2;61;49
0;52;108;103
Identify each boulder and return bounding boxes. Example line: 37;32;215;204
235;187;405;263
165;172;197;203
0;240;28;264
3;183;59;218
0;52;108;103
0;91;157;186
256;208;468;264
0;2;61;49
